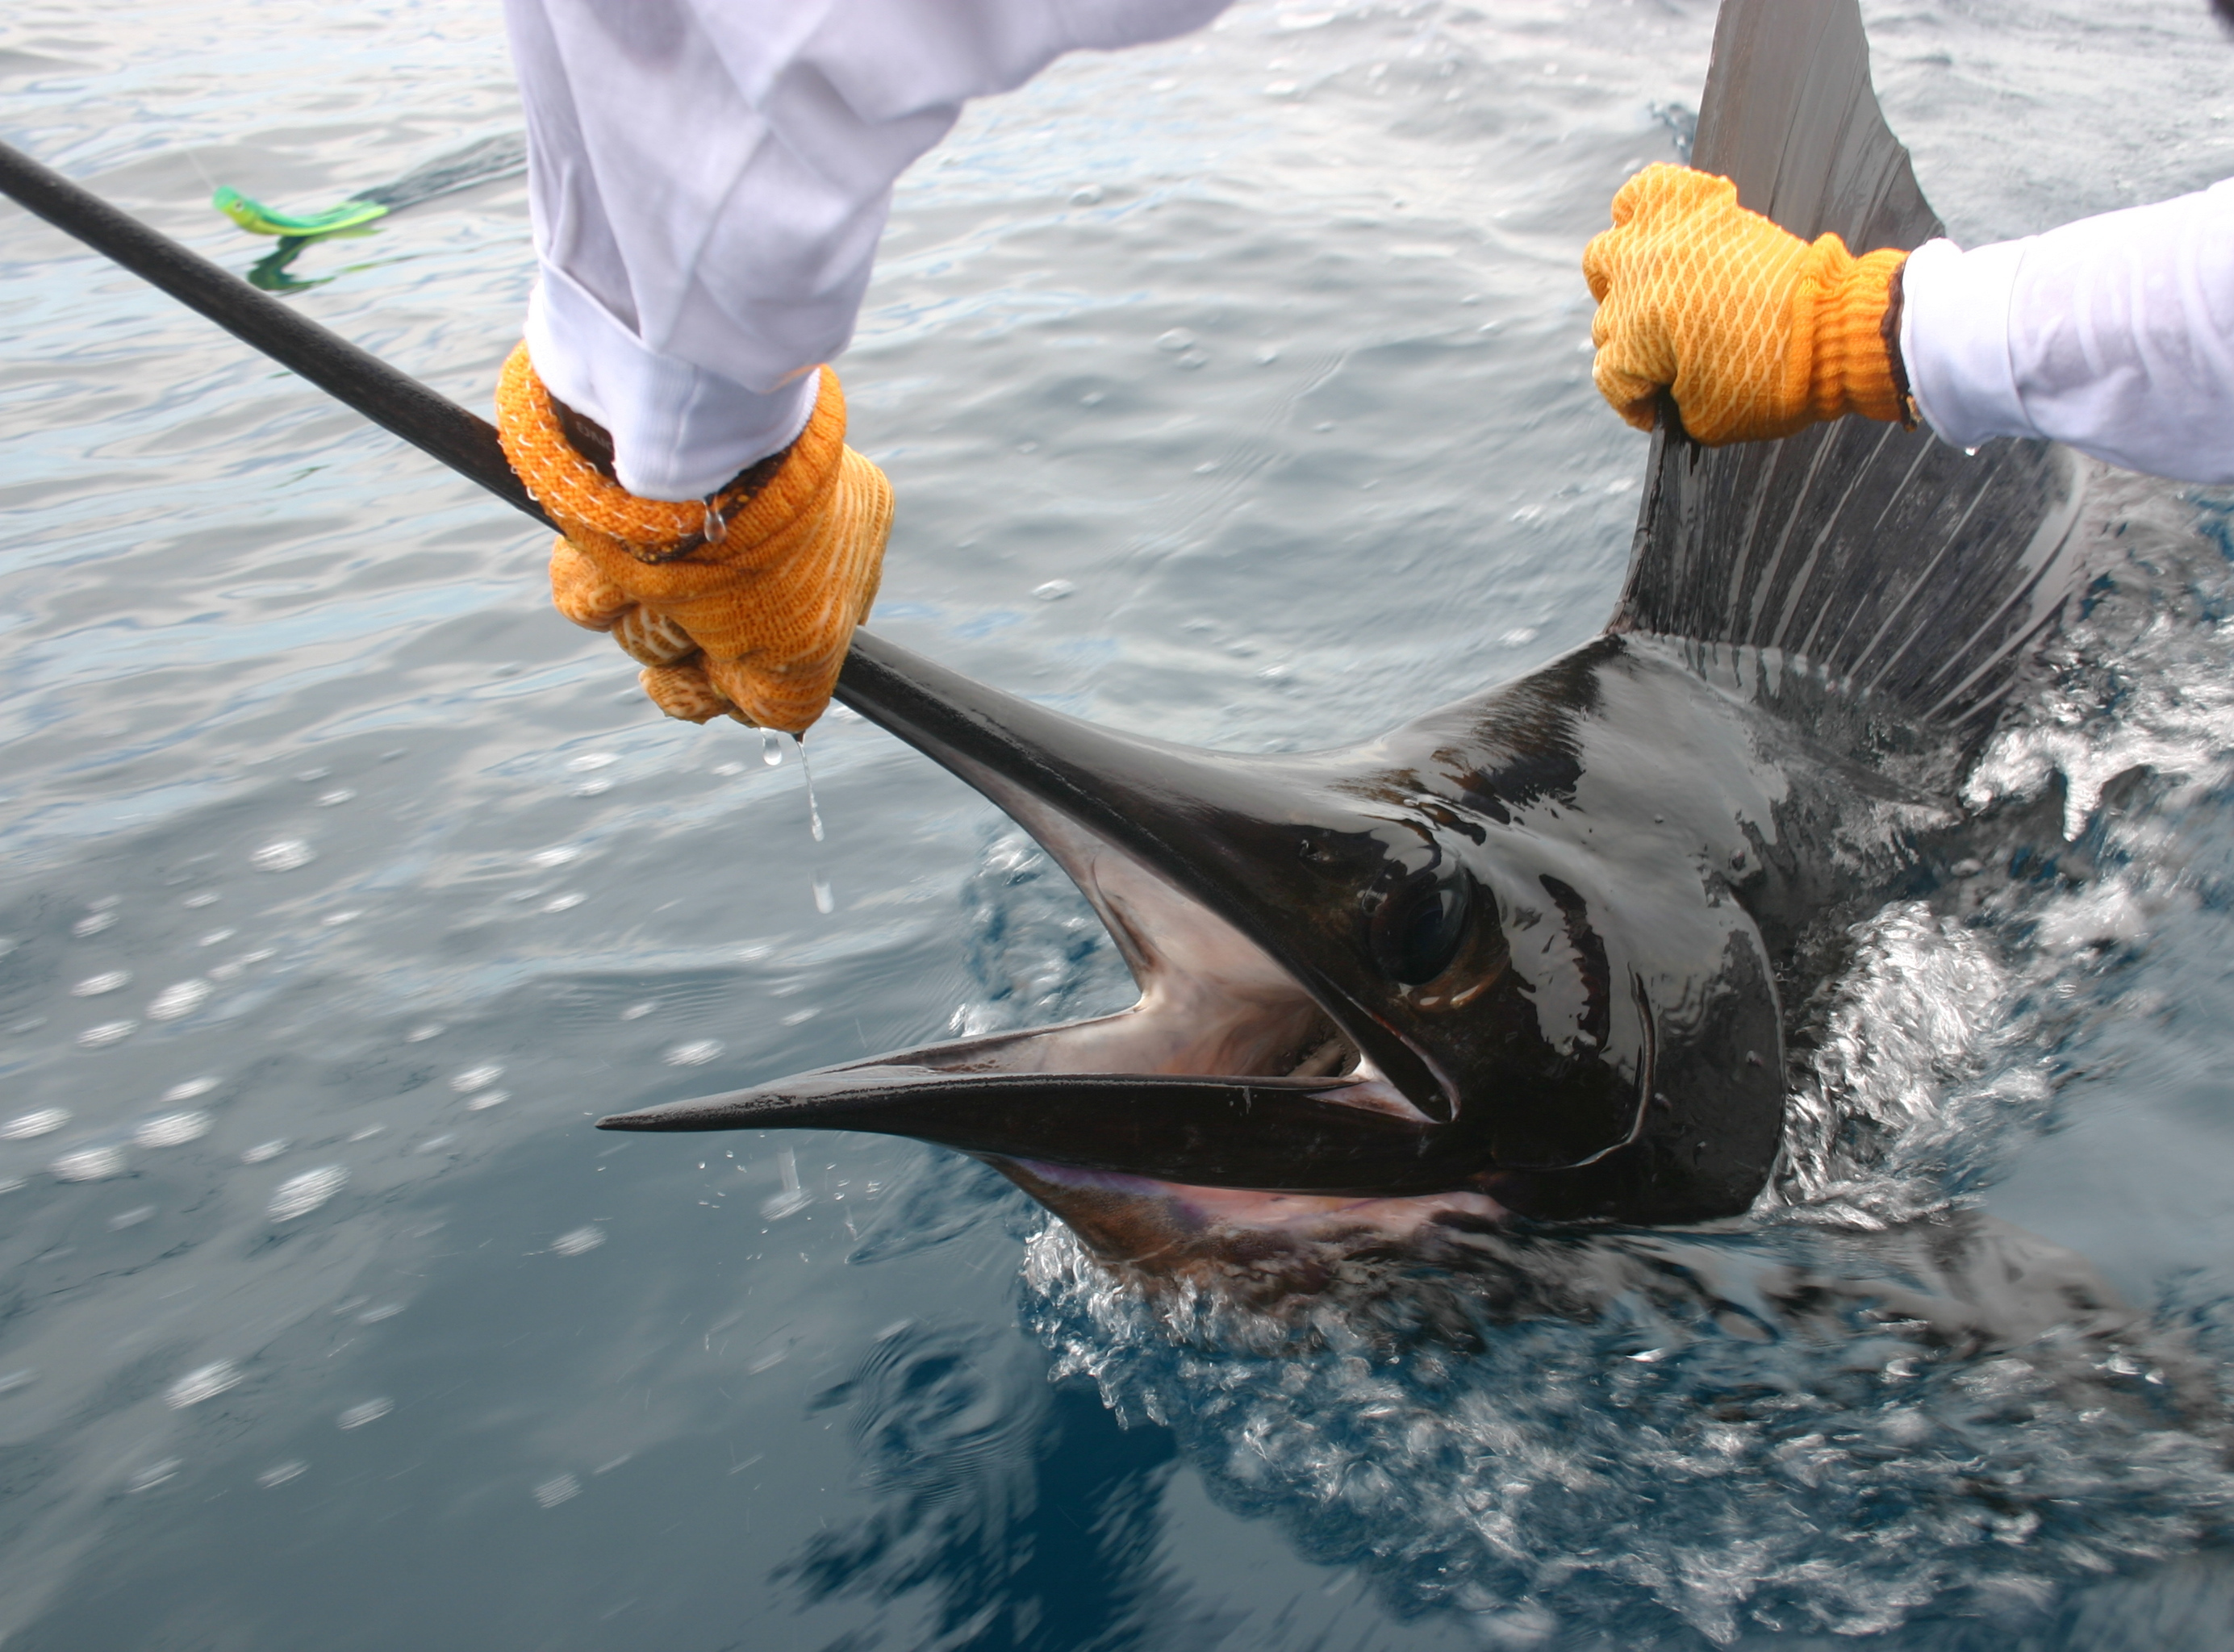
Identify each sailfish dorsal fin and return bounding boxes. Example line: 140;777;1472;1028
1609;0;2085;755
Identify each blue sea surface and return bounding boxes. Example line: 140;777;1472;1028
5;2;2234;1647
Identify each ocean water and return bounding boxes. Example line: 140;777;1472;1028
4;2;2234;1648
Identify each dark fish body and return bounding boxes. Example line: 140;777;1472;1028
600;0;2090;1264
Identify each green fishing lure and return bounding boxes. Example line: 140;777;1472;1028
211;186;387;238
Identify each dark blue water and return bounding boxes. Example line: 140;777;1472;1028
6;2;2234;1646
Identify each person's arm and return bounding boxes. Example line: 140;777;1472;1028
505;0;1234;499
1584;165;2234;488
1902;181;2234;486
496;0;1234;732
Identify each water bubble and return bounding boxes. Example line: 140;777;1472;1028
197;928;236;946
182;891;219;908
166;1361;242;1408
72;971;130;996
269;1166;347;1221
71;911;117;937
315;789;355;807
464;1091;508;1112
664;1041;722;1067
1032;579;1076;602
573;778;613;797
336;1397;391;1429
147;980;212;1021
125;1458;182;1494
163;1078;219;1103
405;1024;445;1043
107;1206;154;1231
551;1225;605;1257
241;1140;289;1164
534;1473;581;1508
51;1146;124;1182
620;1002;656;1020
541;893;585;913
530;845;582;868
257;1461;306;1489
2;1109;69;1140
251;841;314;873
319;911;361;928
567;753;617;771
450;1065;503;1093
136;1112;212;1148
77;1020;136;1049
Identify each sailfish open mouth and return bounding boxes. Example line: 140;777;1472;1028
597;630;1534;1198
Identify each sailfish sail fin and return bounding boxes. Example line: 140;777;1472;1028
1610;0;2086;752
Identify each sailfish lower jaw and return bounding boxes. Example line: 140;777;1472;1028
596;1009;1479;1201
595;1007;1520;1266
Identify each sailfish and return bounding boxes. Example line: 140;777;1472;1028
0;2;2086;1270
594;0;2090;1266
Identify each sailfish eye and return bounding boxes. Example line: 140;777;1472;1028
1368;861;1473;986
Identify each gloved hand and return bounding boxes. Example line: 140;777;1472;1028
1583;163;1910;444
495;345;892;734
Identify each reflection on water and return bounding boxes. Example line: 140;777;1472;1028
232;133;528;293
7;0;2234;1647
783;1324;1182;1650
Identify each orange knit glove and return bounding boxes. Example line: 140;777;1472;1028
1583;164;1908;444
494;345;892;734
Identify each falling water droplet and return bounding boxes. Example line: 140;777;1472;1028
813;876;834;916
797;736;825;843
761;728;783;767
762;1146;809;1220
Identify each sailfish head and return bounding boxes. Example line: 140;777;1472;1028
598;632;1779;1259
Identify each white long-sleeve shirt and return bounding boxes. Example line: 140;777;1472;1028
503;0;1232;499
1902;180;2234;486
506;1;2234;498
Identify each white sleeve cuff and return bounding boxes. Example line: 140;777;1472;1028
524;265;821;502
1900;236;2038;452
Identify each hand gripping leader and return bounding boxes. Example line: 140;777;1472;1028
495;346;892;734
1585;163;1910;444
